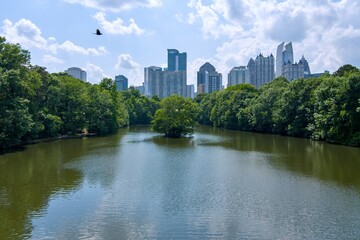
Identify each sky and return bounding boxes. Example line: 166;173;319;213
1;0;360;87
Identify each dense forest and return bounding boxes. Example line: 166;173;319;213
1;37;360;151
0;37;130;151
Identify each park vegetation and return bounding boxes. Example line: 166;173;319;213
0;37;129;151
1;37;360;150
195;65;360;146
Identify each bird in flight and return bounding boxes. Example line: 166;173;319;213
93;29;103;35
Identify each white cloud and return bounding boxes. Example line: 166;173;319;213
55;41;108;56
85;62;111;84
63;0;162;12
115;54;142;86
42;54;64;64
2;18;108;56
94;12;144;35
115;54;140;70
2;18;47;49
186;0;360;74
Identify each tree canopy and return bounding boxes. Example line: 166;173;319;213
152;95;198;138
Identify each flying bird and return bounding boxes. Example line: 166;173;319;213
93;29;103;35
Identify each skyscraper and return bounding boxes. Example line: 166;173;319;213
249;53;275;88
276;42;294;77
247;58;256;87
299;55;311;75
197;62;222;94
115;75;128;91
167;49;187;71
228;66;250;87
65;67;87;82
144;66;163;98
144;49;188;98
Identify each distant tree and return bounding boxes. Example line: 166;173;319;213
120;87;159;125
152;95;198;138
333;64;360;77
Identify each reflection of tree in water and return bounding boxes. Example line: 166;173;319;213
0;130;125;239
197;126;360;191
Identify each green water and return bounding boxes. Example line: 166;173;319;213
1;126;360;239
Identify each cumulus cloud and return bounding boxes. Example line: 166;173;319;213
2;18;108;56
114;54;143;86
115;54;140;70
186;0;245;39
85;62;111;84
94;12;144;35
63;0;162;12
2;18;47;49
186;0;360;74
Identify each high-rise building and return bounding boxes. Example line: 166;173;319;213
276;42;294;77
163;70;186;97
247;58;256;87
228;66;250;87
114;75;128;91
282;62;304;81
144;49;188;98
167;49;187;71
282;55;311;81
299;55;311;75
65;67;87;82
186;85;195;99
248;54;275;88
197;62;222;94
144;66;164;98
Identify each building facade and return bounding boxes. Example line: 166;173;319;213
282;62;304;81
228;66;250;87
281;55;311;81
248;54;275;88
144;49;188;98
276;42;294;77
114;75;128;91
167;49;187;71
65;67;87;82
197;62;222;94
186;85;195;99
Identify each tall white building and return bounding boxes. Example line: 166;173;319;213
65;67;87;82
276;42;294;77
228;66;250;87
248;54;275;88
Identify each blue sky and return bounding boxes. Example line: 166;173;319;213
1;0;360;86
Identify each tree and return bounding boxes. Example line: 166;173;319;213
0;37;33;149
152;95;198;138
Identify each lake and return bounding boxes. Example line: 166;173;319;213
1;125;360;239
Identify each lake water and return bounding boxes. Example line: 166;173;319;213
1;125;360;239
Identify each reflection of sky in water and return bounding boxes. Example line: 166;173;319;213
2;126;360;239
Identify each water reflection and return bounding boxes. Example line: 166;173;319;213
196;126;360;191
1;126;360;239
0;132;125;240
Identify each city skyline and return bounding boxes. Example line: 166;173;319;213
1;0;360;86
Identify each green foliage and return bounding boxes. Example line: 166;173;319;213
333;64;360;77
0;37;130;151
211;83;259;130
120;87;159;125
152;95;198;138
195;68;360;146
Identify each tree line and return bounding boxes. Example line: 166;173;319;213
195;64;360;146
0;37;131;151
1;37;360;151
